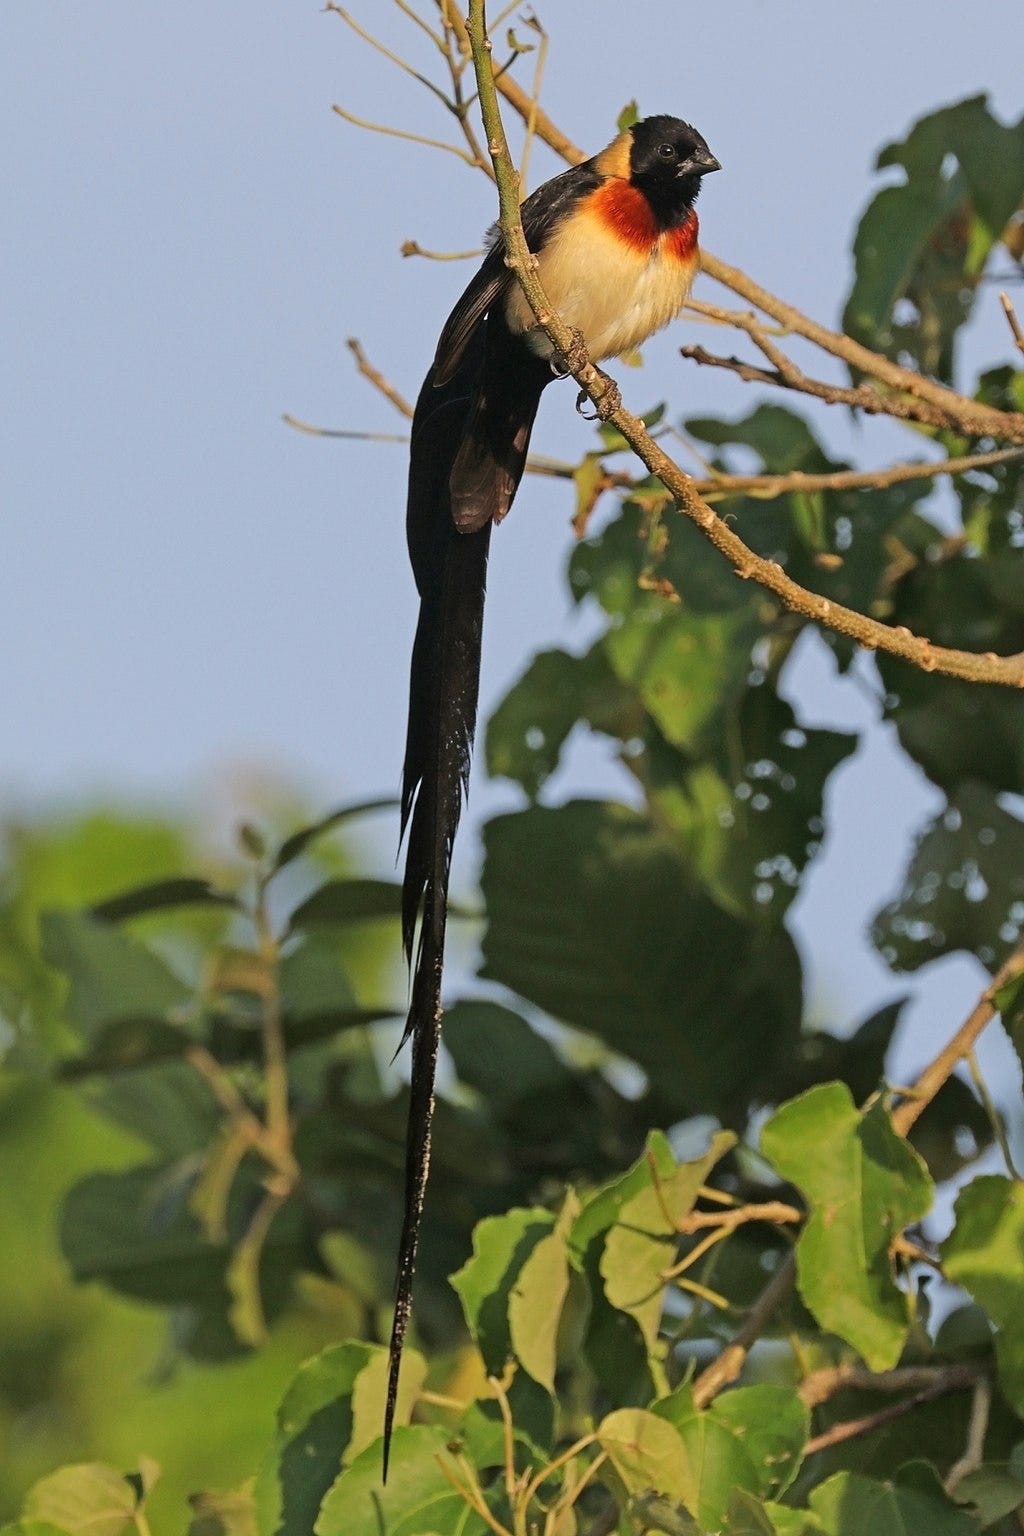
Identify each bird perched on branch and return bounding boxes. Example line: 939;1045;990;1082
386;113;720;1474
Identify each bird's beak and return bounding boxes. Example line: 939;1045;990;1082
677;150;721;178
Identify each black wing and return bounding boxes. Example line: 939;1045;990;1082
432;156;603;386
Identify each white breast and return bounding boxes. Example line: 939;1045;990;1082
504;212;698;362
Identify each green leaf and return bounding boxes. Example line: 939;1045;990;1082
761;1084;932;1369
941;1175;1024;1413
485;643;637;797
597;1407;696;1505
89;877;237;922
287;879;406;930
710;1386;809;1500
60;1161;226;1305
600;1130;735;1360
87;1059;220;1156
441;1000;569;1110
996;971;1024;1077
872;783;1024;973
809;1463;977;1534
40;911;190;1040
953;1463;1024;1527
315;1425;488;1536
22;1464;139;1536
508;1192;578;1392
481;801;802;1121
616;99;639;132
278;935;357;1018
572;506;763;756
272;799;398;872
450;1207;554;1375
256;1342;426;1536
653;1385;808;1528
188;1482;258;1536
877;537;1024;797
648;687;855;920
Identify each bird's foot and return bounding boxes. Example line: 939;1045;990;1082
576;369;622;422
550;326;590;380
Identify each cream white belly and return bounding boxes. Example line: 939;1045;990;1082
503;210;698;361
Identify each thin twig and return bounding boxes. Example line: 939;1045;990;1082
698;251;1024;446
332;103;480;167
346;336;415;418
282;415;408;444
392;0;446;49
803;1369;980;1458
945;1375;993;1494
691;1255;797;1408
799;1361;982;1409
1000;290;1024;359
966;1046;1019;1179
518;12;548;192
689;446;1024;503
325;5;453;110
400;239;484;260
892;941;1024;1135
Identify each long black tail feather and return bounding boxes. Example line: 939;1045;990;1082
385;319;548;1479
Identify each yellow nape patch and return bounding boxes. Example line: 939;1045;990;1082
592;130;633;181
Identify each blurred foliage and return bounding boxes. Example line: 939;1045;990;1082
2;86;1024;1536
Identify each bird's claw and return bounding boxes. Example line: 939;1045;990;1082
576;371;622;422
549;326;590;379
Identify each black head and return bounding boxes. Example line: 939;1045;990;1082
629;115;720;224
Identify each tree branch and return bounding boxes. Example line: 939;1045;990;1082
464;1;1024;690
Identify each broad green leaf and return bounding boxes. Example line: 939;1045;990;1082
441;1000;569;1110
647;687;855;920
272;799;398;872
941;1175;1024;1413
188;1482;258;1536
481;802;802;1121
60;1161;227;1305
315;1425;487;1536
572;506;763;756
256;1342;426;1536
287;879;405;931
877;533;1024;797
872;783;1024;973
761;1084;932;1369
40;911;190;1040
597;1408;696;1506
90;877;236;922
450;1207;555;1374
278;935;357;1018
653;1385;808;1528
601;1130;735;1359
953;1463;1024;1527
809;1463;976;1534
508;1192;578;1392
86;1059;220;1157
22;1464;138;1536
711;1386;809;1500
485;643;637;798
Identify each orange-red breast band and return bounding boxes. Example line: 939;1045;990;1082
585;180;699;262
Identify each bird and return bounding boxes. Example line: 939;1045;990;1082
386;113;720;1475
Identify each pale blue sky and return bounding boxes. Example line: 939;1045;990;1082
4;2;1024;1097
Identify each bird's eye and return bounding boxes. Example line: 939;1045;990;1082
657;142;676;159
